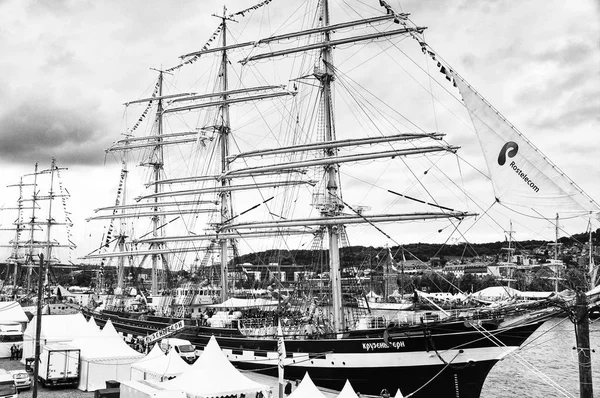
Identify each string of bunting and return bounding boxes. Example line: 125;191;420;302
166;0;275;71
55;168;74;262
126;80;160;135
100;165;127;267
378;0;457;87
228;0;273;18
378;0;405;24
166;24;223;72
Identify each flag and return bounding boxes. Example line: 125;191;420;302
277;320;286;384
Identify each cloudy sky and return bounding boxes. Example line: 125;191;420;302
0;0;598;263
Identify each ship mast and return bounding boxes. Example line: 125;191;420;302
43;158;57;285
145;69;169;296
27;163;39;292
2;177;27;295
117;161;128;290
319;0;344;333
214;7;235;302
553;213;560;292
11;178;24;290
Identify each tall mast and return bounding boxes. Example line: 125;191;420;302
319;0;344;333
589;220;597;289
26;163;39;292
117;161;128;290
150;70;166;295
214;7;234;302
554;213;559;292
505;220;515;288
43;158;57;285
11;177;25;291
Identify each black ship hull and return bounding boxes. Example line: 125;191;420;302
84;308;544;397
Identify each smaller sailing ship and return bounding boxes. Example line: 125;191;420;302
357;246;415;311
0;158;76;306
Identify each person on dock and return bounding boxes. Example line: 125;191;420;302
284;380;292;396
9;344;16;360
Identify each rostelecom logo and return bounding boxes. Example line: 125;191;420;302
497;141;539;193
497;141;518;166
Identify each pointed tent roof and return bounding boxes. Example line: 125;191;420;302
101;319;121;339
393;388;405;398
288;372;327;398
162;335;267;396
71;334;143;361
24;313;94;341
146;343;166;360
131;348;190;380
336;380;360;398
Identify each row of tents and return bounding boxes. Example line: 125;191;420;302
122;334;406;398
21;313;405;397
22;313;145;391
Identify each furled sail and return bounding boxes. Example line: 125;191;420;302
453;76;599;218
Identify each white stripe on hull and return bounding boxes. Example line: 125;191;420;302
220;345;518;369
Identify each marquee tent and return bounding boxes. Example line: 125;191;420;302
130;347;189;382
22;313;97;362
87;316;100;331
161;335;268;397
288;372;327;398
144;344;165;360
101;319;121;339
393;388;405;398
336;380;360;398
72;325;144;391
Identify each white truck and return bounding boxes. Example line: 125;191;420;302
38;342;81;387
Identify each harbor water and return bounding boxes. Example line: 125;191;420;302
482;316;599;397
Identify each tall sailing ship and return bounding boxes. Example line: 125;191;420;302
82;1;599;397
1;159;75;298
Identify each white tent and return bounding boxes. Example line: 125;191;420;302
144;344;165;360
365;291;381;299
120;380;186;398
87;316;100;331
102;319;121;339
22;313;96;362
130;347;190;382
393;388;405;398
72;334;144;391
161;335;268;397
336;380;360;398
288;372;327;398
